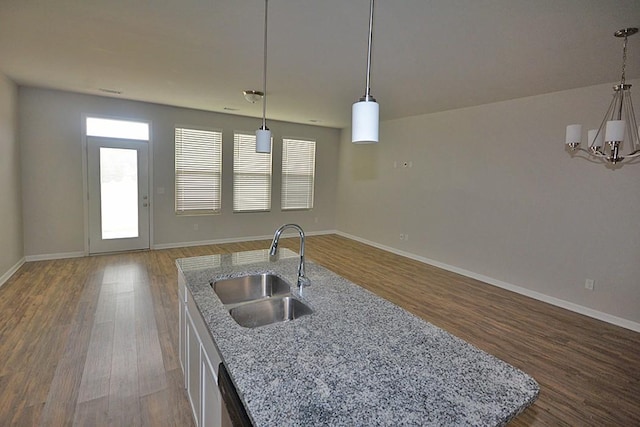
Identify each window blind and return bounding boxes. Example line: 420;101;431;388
175;127;222;214
281;138;316;210
233;132;272;212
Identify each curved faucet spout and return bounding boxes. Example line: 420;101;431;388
269;224;310;288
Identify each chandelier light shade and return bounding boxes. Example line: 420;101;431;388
565;27;640;165
256;0;271;154
588;128;603;149
352;0;379;144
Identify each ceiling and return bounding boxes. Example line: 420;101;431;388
1;0;639;129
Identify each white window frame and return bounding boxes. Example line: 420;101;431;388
175;126;223;215
281;138;316;211
86;117;150;140
233;132;272;212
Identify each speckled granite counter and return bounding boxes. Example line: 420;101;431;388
177;249;539;426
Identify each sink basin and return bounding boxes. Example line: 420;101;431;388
212;274;311;328
229;296;313;328
212;273;291;304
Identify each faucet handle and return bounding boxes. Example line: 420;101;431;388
297;276;311;288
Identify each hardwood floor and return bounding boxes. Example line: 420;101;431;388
0;234;638;426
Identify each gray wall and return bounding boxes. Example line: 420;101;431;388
336;79;640;325
19;87;340;256
13;82;640;327
0;73;22;279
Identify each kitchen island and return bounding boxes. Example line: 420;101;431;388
177;248;539;426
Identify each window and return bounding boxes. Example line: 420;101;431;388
233;132;272;212
86;117;149;140
175;127;222;214
281;138;316;210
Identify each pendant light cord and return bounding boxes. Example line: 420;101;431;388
262;0;268;129
364;0;374;100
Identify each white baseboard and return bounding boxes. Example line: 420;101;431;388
18;229;339;259
152;229;337;251
24;251;86;262
336;231;640;333
0;257;26;289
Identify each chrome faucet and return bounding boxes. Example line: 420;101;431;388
269;224;311;288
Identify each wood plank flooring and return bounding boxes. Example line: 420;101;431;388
0;234;638;426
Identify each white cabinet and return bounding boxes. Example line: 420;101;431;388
201;347;222;427
186;313;202;424
179;270;223;427
178;272;187;384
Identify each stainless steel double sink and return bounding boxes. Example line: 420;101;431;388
211;273;312;328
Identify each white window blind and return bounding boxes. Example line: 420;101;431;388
281;138;316;210
233;132;272;212
175;127;222;215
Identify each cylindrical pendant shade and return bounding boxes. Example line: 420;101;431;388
256;128;272;153
565;124;582;145
352;100;379;144
587;129;604;148
605;120;625;142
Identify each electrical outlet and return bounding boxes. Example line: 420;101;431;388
585;279;595;290
193;224;199;231
405;233;409;241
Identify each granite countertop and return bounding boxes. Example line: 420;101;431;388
177;249;539;426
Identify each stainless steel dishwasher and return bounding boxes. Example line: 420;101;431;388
218;363;253;427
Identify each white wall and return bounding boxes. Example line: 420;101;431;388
19;87;340;256
0;73;23;281
336;79;640;325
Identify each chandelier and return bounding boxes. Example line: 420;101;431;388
565;27;640;165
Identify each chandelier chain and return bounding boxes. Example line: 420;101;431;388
621;34;628;86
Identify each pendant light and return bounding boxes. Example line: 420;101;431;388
256;0;271;153
352;0;379;144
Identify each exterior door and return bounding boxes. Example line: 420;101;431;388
87;137;150;254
